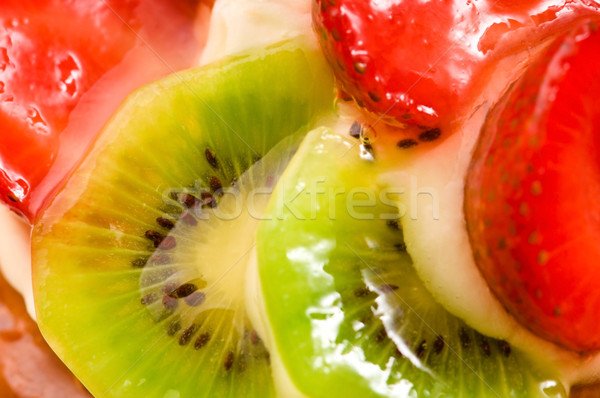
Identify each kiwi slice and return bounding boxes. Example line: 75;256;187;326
31;39;333;398
257;127;567;398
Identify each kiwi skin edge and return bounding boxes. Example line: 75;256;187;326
31;38;334;398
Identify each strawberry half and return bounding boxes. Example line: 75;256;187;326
465;19;600;352
313;0;600;136
313;0;479;130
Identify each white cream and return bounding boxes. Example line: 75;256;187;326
0;205;35;319
376;43;600;388
199;0;312;65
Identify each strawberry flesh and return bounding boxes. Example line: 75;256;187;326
465;19;600;352
313;0;478;129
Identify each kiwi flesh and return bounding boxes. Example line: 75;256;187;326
31;38;333;398
257;127;567;398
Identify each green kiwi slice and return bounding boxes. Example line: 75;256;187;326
32;39;333;398
257;127;567;398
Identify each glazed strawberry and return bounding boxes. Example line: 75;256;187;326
0;0;206;221
313;0;481;130
313;0;600;135
465;19;600;352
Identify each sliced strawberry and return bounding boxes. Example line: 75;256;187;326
465;19;600;352
0;0;208;222
313;0;478;130
313;0;600;136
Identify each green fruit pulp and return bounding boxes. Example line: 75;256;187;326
257;127;566;398
32;39;333;398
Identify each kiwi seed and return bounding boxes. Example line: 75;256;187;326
250;330;261;345
354;287;371;298
200;191;216;208
386;219;400;230
499;340;512;357
224;352;235;371
209;176;223;193
131;258;148;268
167;321;182;336
145;230;165;247
181;212;198;226
378;284;399;293
479;335;491;357
397;138;418;149
433;335;445;354
158;236;176;250
162;295;178;311
349;121;361;139
374;328;388;343
394;242;407;252
205;148;218;169
169;283;198;298
416;340;427;359
184;291;206;307
156;217;175;229
459;327;471;349
179;324;197;346
194;333;211;350
180;193;199;209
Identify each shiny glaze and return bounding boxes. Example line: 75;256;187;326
0;0;209;221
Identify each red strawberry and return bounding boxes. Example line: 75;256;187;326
313;0;480;130
0;0;206;221
465;19;600;352
313;0;600;135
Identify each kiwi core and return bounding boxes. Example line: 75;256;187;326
139;171;273;331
